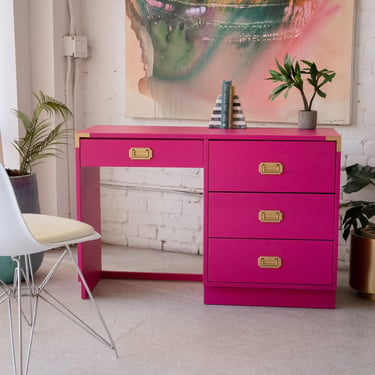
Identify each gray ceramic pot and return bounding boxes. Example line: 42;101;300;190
298;110;317;130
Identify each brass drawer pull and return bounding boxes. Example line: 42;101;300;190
258;210;283;223
129;147;153;160
259;162;283;175
258;256;282;269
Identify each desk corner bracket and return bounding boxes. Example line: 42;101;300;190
325;135;341;152
75;132;90;148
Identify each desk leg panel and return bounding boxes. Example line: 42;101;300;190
76;165;102;298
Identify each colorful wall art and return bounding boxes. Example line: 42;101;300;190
125;0;355;124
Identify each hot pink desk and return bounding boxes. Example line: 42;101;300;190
75;126;341;308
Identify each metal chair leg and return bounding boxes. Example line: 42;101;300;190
4;249;118;375
66;245;118;357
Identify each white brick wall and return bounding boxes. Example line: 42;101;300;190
80;0;375;269
100;168;203;255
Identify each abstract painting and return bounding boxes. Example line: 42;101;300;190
125;0;355;124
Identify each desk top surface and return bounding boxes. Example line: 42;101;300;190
76;125;340;143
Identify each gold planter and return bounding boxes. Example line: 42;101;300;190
350;231;375;300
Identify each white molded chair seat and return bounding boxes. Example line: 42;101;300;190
22;214;96;244
0;164;117;375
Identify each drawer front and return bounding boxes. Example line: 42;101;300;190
208;193;335;240
208;140;336;193
80;139;204;167
207;238;333;286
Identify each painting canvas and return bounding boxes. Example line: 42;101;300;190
125;0;355;124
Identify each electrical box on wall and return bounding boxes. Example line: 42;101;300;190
63;35;88;58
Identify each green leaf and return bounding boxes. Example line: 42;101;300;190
268;84;290;101
343;164;375;193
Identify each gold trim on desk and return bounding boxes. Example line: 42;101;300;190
129;147;153;160
75;133;90;148
259;162;283;175
258;256;282;269
258;210;283;223
325;135;341;152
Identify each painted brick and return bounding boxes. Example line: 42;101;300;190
342;141;364;157
128;211;163;226
163;240;200;255
102;221;127;246
139;225;157;240
147;196;182;215
182;170;204;190
128;237;162;250
127;189;162;200
163;213;201;231
158;226;195;244
183;199;203;216
125;197;147;211
121;223;138;237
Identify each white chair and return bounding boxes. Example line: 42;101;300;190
0;164;117;375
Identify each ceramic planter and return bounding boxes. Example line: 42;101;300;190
349;231;375;300
9;173;40;213
298;110;317;130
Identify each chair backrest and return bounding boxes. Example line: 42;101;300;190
0;164;47;256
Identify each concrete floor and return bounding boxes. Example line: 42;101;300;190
1;244;375;375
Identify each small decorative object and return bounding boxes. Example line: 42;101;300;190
209;81;246;129
342;164;375;299
266;54;336;129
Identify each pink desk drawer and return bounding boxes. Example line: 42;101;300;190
208;140;336;193
80;139;204;167
207;238;334;286
208;192;335;240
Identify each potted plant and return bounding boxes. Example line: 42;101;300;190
0;90;72;283
266;53;336;129
342;163;375;299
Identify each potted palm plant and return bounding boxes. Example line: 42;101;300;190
266;53;336;129
342;163;375;299
0;91;72;283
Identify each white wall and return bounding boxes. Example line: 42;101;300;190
9;0;71;217
0;1;18;169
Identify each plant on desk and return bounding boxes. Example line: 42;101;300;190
266;53;336;129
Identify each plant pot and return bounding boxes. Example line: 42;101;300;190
349;231;375;300
0;173;44;283
9;173;41;213
298;110;317;130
